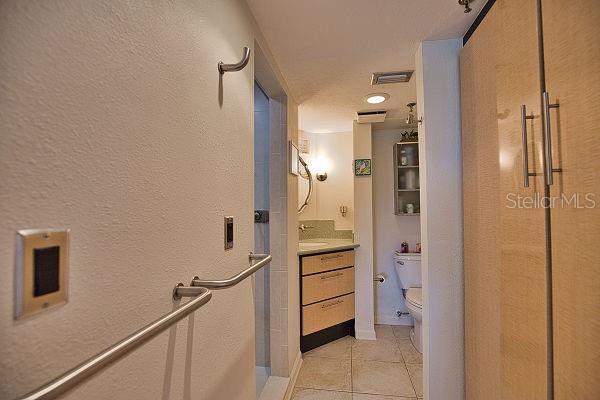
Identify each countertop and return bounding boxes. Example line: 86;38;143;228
297;238;360;256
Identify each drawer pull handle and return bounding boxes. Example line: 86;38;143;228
321;299;344;309
320;272;343;280
321;254;344;261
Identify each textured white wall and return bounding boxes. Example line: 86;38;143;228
297;131;354;230
372;130;421;325
0;1;290;399
416;39;464;400
352;122;375;340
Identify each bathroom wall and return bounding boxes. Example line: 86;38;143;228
416;39;464;400
0;1;296;399
352;122;376;340
298;130;354;231
372;130;421;325
254;83;270;369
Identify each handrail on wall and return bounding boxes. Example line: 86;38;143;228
18;287;212;400
191;253;272;289
17;252;272;400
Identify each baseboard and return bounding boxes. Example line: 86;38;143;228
355;328;377;340
375;314;414;326
283;351;303;400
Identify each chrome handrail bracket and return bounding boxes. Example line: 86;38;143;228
218;47;251;74
192;253;272;289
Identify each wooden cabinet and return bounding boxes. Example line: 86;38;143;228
461;0;599;398
542;0;600;397
300;249;355;351
302;267;354;306
301;250;354;275
302;293;355;336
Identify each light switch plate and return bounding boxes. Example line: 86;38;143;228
14;229;69;319
224;216;234;250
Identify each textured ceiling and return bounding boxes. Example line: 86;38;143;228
247;0;485;132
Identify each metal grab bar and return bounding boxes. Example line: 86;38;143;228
191;253;272;289
18;287;212;400
218;46;251;74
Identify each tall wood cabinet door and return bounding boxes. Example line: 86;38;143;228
495;0;549;398
542;1;600;398
460;5;502;399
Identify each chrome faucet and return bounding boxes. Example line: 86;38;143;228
298;224;314;232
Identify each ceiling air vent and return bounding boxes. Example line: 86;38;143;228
356;110;387;123
371;71;414;85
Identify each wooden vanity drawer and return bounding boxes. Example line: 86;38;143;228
302;293;355;336
302;267;354;305
301;250;354;276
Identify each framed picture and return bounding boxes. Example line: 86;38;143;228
289;141;299;176
354;158;372;176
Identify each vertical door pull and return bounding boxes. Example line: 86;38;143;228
542;92;560;185
521;105;535;188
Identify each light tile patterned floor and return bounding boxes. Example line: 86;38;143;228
292;325;423;400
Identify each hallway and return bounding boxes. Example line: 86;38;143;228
292;325;423;399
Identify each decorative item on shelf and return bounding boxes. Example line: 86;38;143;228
406;102;417;125
400;241;409;253
415;242;421;253
406;203;415;214
340;205;348;217
354;159;372;176
400;129;419;142
400;150;408;166
458;0;472;13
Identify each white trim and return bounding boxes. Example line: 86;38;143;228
283;351;303;400
355;328;377;341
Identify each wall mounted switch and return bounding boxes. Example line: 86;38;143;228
14;229;69;319
224;217;234;250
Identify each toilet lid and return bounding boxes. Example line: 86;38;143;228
406;288;422;308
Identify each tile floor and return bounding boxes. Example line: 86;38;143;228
292;325;423;400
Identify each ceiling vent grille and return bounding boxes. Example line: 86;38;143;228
356;110;387;123
371;71;414;85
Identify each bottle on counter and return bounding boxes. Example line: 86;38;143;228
400;241;409;253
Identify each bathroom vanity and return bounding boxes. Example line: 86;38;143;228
299;246;358;352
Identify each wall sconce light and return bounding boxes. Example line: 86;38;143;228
316;172;328;181
312;155;329;182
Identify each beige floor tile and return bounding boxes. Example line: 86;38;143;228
391;325;412;339
295;357;352;392
397;339;422;364
352;393;416;399
291;387;352;400
406;364;423;398
374;325;396;340
304;336;352;360
352;338;403;363
352;360;416;398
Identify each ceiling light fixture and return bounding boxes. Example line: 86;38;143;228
364;93;390;104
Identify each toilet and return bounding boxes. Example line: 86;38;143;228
393;253;423;353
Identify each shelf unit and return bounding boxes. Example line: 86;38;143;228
393;141;420;215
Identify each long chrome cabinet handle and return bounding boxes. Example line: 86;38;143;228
521;105;535;188
542;92;560;185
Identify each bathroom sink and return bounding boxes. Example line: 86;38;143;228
299;241;329;248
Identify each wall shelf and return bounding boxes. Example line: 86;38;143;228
393;140;420;215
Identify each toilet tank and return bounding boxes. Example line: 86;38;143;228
393;253;422;289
